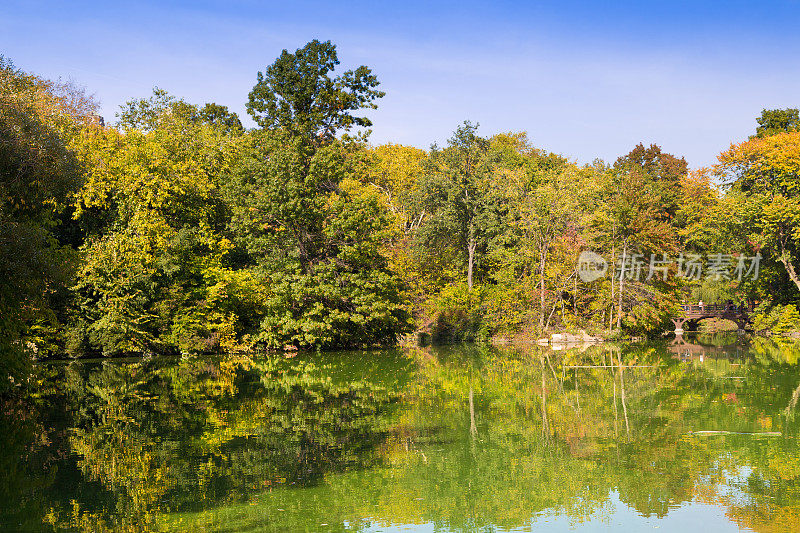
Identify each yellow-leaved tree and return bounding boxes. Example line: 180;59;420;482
69;91;263;355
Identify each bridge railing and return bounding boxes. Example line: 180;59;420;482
680;304;751;317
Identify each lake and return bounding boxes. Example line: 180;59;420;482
3;335;800;532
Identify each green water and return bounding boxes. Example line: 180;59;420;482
3;337;800;532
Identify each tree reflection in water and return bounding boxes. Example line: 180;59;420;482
2;340;800;532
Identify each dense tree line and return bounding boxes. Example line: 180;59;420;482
2;40;800;381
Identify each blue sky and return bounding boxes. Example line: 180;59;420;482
3;0;800;168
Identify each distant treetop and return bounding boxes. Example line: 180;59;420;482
754;108;800;138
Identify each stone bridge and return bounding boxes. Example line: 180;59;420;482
672;304;751;333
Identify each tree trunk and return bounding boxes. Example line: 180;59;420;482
609;247;616;330
573;273;577;314
779;248;800;292
545;271;572;331
539;247;547;331
616;241;627;331
467;237;476;290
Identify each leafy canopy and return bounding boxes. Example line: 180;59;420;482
246;39;384;141
117;87;243;133
754;108;800;139
0;56;96;382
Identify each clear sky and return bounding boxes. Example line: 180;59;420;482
3;0;800;168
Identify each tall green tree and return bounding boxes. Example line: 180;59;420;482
414;122;493;290
246;39;384;142
228;134;410;348
228;41;410;349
